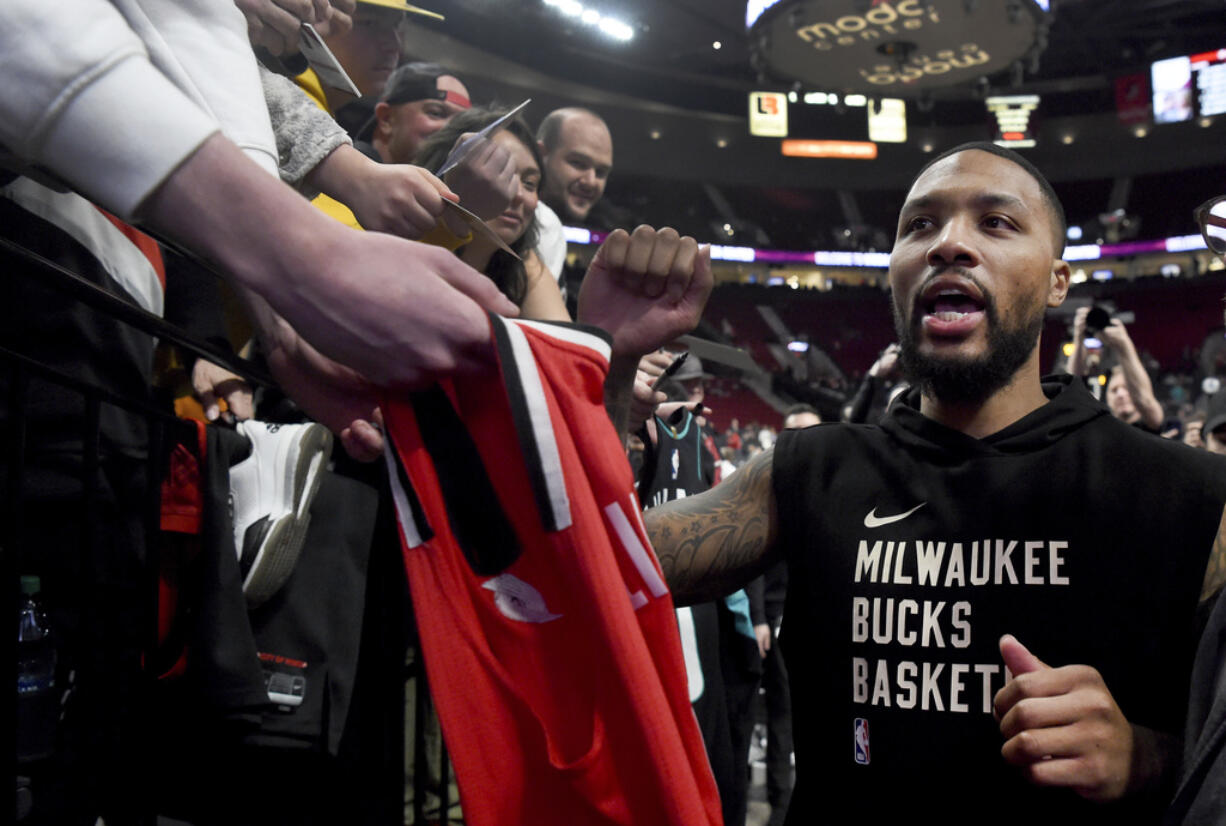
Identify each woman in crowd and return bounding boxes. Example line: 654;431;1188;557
415;106;569;320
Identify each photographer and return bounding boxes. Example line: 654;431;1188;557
1069;305;1164;431
841;342;906;424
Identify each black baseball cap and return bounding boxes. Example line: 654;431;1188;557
355;63;470;142
380;62;470;108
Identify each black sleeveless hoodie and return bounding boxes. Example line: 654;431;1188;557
773;375;1226;824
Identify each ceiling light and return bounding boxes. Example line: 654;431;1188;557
712;40;722;50
1201;117;1214;128
716;137;729;148
649;129;661;140
844;94;867;107
921;140;935;153
787;90;798;103
598;17;633;40
1133;125;1148;138
542;0;634;42
1061;133;1074;144
554;0;582;16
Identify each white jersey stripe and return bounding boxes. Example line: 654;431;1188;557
383;441;424;548
604;501;669;598
510;318;611;364
500;318;573;531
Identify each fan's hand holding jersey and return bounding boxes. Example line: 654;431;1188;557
382;315;721;826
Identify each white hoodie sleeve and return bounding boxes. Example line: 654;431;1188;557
0;0;276;220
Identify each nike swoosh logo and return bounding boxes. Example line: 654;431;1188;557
863;503;927;529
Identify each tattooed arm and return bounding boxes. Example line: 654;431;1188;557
644;449;781;605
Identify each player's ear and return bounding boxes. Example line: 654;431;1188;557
1047;259;1070;308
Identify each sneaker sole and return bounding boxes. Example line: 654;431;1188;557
243;425;333;607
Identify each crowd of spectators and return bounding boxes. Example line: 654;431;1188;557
5;1;1226;825
3;1;707;822
703;289;1226;481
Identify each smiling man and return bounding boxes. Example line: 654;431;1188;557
639;142;1226;824
537;107;613;224
533;108;614;288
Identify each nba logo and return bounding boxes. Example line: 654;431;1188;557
854;718;870;765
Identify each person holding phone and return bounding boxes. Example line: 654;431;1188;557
1067;305;1164;431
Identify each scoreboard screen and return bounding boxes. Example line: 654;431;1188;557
1192;49;1226;118
1152;48;1226;123
986;95;1040;148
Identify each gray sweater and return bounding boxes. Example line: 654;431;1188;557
259;66;350;200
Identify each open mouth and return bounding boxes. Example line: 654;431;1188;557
926;291;984;319
918;279;987;336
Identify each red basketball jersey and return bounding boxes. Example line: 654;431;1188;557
382;316;722;826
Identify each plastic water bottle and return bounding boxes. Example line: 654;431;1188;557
17;576;57;763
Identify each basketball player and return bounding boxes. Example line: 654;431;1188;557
639;143;1226;824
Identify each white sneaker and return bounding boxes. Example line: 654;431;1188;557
229;421;332;607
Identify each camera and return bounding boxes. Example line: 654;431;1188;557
1084;306;1112;333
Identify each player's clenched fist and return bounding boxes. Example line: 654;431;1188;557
577;225;713;359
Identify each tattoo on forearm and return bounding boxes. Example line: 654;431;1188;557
645;450;777;603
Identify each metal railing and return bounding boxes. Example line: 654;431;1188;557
4;225;454;823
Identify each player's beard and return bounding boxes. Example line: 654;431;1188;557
892;283;1045;406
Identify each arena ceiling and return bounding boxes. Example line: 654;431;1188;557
404;0;1226;248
